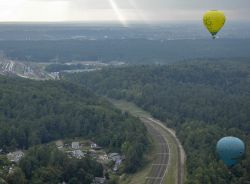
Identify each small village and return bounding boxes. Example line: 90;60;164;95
1;139;125;184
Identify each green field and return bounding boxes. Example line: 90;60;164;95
110;99;151;118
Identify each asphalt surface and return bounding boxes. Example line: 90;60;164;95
142;118;170;184
146;117;186;184
109;99;185;184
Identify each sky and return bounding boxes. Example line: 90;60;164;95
0;0;249;24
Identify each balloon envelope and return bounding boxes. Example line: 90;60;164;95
203;10;226;38
216;137;245;167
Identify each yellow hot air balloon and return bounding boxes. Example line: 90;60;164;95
203;10;226;39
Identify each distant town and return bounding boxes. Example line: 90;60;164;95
0;55;125;81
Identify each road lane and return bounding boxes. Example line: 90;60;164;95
143;118;169;184
147;117;186;184
109;99;185;184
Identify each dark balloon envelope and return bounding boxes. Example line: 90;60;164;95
216;136;245;167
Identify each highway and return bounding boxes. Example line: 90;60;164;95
109;99;185;184
142;117;186;184
143;118;169;184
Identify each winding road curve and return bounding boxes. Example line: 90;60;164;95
109;99;185;184
143;118;169;184
141;117;186;184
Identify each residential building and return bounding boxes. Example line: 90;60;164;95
7;151;24;163
92;177;106;184
72;142;80;149
91;143;102;150
71;150;85;159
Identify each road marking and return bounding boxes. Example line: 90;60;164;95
154;134;165;137
157;143;167;145
146;177;162;180
145;117;171;184
156;153;170;155
152;164;168;166
143;118;171;184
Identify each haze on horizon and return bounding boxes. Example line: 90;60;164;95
0;0;249;25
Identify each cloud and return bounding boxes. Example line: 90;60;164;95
0;0;249;22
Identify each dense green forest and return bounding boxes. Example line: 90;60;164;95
0;76;149;181
0;39;250;63
65;60;250;183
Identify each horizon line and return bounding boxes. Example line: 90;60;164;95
0;20;249;24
